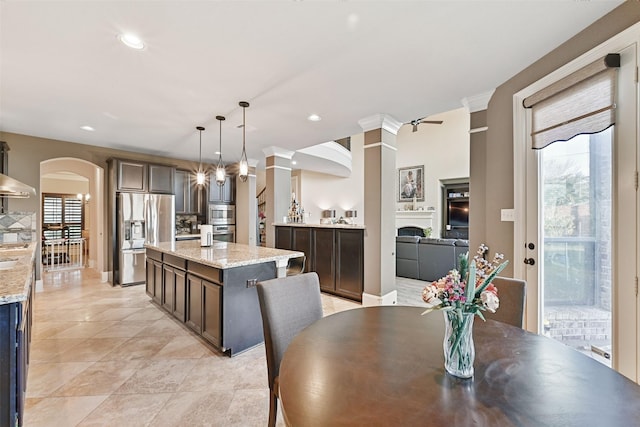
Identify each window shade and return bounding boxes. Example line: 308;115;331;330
42;194;84;239
523;54;619;150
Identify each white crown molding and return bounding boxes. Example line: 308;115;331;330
461;89;495;113
248;158;259;168
262;146;295;159
357;114;403;135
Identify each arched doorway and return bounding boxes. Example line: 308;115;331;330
40;158;105;278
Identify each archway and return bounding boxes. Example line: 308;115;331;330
40;158;105;278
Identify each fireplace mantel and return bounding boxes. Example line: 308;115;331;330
395;210;435;231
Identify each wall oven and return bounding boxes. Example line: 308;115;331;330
212;225;235;243
208;204;235;225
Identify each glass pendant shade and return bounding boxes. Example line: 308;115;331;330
239;101;250;182
196;171;205;185
215;115;226;187
196;126;206;186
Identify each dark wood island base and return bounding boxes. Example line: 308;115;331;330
145;241;303;356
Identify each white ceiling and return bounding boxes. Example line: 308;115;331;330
0;1;623;169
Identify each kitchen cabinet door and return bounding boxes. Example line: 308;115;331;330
275;226;292;250
186;274;203;334
162;265;175;313
149;164;174;194
313;228;336;292
117;160;147;192
174;269;187;322
174;170;188;213
209;175;234;203
202;280;221;347
335;229;364;301
292;227;311;273
153;260;163;305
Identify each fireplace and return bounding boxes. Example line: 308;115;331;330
397;226;426;237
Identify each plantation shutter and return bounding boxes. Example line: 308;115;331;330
42;194;84;239
523;53;620;150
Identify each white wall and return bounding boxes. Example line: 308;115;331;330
396;108;470;237
299;133;365;224
295;108;469;233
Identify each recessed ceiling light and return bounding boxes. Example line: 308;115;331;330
80;125;95;132
215;151;221;155
292;160;297;165
308;114;321;122
118;33;145;50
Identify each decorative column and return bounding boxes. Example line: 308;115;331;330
358;114;403;306
235;159;258;246
462;90;494;252
263;147;294;248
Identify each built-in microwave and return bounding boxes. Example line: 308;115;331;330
208;204;235;225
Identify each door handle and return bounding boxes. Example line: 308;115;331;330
524;258;535;265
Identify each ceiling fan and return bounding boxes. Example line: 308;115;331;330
408;118;443;132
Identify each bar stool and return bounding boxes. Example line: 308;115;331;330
286;255;306;276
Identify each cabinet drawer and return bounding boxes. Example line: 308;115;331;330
164;254;186;270
146;248;163;262
187;261;222;285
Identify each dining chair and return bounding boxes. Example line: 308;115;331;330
484;276;526;328
256;272;323;427
285;255;306;276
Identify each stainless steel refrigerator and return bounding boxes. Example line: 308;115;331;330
116;193;175;286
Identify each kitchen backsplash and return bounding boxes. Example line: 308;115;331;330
176;214;198;235
0;212;37;243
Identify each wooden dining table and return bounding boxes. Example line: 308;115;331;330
278;306;640;426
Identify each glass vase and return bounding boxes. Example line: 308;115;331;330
443;310;475;378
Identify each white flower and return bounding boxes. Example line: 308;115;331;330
422;285;441;306
481;290;500;313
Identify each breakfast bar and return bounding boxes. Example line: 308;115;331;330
145;240;303;356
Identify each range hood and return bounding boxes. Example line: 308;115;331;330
0;173;36;198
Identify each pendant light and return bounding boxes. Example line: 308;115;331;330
215;115;226;186
196;126;206;185
238;101;250;182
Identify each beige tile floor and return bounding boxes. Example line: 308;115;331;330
25;268;361;427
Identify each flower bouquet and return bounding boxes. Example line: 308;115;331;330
421;244;509;378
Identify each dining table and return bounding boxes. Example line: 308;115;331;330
278;305;640;426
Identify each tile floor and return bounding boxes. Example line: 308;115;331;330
25;269;364;427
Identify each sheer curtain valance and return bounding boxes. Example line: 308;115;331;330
523;53;620;150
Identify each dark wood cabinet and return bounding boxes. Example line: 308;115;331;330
0;262;34;427
202;280;222;347
162;265;175;312
175;170;206;214
145;248;277;355
174;269;187;322
335;229;364;300
149;164;174;194
275;226;293;250
209;175;234;204
313;228;336;293
186;274;203;334
117;160;147;192
276;225;364;302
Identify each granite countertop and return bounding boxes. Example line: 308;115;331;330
272;222;365;229
146;240;304;270
0;242;37;305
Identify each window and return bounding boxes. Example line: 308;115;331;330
42;193;84;239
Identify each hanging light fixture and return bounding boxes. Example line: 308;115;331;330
196;126;206;185
238;101;250;182
215;115;226;186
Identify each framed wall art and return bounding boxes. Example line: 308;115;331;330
398;165;424;202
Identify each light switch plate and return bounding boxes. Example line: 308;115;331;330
501;209;515;222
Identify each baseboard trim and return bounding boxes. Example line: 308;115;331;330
362;290;398;306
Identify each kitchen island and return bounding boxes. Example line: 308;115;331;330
0;242;36;427
145;240;303;356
